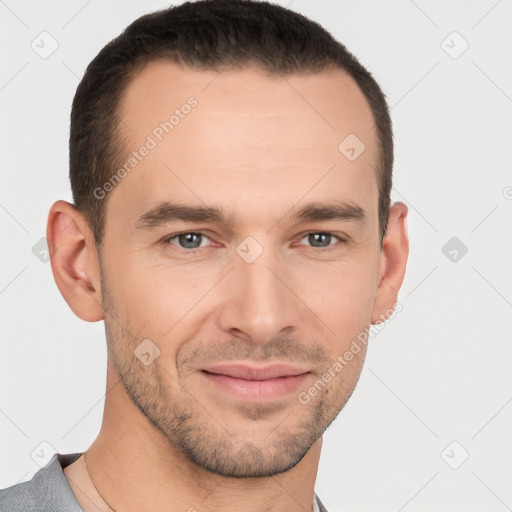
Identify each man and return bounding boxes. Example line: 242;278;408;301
0;0;408;510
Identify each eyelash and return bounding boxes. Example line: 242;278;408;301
162;231;347;251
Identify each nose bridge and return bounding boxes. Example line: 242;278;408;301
218;242;300;343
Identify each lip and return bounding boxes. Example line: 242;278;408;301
200;363;310;401
202;363;308;380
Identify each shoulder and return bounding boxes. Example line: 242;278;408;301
316;493;331;512
0;453;83;512
315;493;329;512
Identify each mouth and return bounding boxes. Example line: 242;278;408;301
200;363;311;401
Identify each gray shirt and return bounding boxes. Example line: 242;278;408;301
0;453;330;511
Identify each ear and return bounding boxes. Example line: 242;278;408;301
46;200;104;322
371;202;409;323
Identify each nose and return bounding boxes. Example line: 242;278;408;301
217;245;302;345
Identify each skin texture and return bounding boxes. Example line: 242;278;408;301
48;62;409;511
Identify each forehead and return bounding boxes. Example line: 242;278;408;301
119;60;377;147
107;61;379;227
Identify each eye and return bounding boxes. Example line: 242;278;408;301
165;232;213;249
298;232;344;249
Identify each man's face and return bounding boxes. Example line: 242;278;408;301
100;61;381;477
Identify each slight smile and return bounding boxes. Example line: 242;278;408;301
200;363;311;401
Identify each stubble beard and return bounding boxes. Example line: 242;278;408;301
100;269;359;478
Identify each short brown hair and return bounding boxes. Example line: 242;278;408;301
70;0;393;248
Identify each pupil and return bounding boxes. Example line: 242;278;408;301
309;233;330;247
180;233;201;248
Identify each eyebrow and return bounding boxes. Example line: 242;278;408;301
135;200;366;229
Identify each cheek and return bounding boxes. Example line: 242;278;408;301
103;252;221;347
103;232;380;345
100;251;170;338
133;264;220;320
294;255;380;335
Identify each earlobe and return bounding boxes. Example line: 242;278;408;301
371;202;409;324
46;200;104;322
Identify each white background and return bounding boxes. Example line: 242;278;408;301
1;1;511;511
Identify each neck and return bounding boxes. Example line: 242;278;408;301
82;363;322;512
